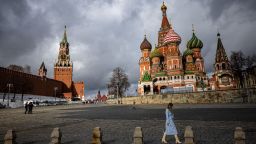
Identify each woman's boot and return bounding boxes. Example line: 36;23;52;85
161;132;168;143
175;135;182;144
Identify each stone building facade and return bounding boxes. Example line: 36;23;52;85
138;2;208;95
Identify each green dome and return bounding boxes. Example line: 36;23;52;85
183;48;194;57
150;48;163;59
187;33;203;49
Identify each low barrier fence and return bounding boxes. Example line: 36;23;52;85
3;126;246;144
107;88;256;104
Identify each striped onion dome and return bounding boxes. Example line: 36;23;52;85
187;32;203;49
140;36;152;51
150;47;163;58
163;28;181;44
183;48;194;57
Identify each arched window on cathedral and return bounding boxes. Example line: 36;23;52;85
222;63;226;70
159;78;162;81
216;64;219;70
174;76;176;79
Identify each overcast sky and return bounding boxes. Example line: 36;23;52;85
0;0;255;99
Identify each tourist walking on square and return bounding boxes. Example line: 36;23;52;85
24;102;28;114
28;102;33;114
161;103;181;144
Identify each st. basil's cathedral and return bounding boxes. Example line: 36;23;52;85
138;2;236;95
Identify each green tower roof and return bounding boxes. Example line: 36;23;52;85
150;47;163;59
142;71;151;82
183;48;194;57
60;25;68;44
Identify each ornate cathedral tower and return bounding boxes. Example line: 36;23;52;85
213;32;235;89
54;26;73;90
139;35;152;80
158;2;171;47
163;26;183;76
186;27;205;74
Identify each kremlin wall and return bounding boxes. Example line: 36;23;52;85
0;26;85;100
0;67;64;97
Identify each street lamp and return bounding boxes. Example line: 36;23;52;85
54;87;58;103
7;83;13;107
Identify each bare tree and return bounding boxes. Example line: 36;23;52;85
230;51;245;88
107;67;130;98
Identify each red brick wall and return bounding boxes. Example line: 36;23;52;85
0;67;67;97
73;81;85;100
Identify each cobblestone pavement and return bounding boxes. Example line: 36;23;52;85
0;104;256;144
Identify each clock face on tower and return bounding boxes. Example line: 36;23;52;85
61;54;66;59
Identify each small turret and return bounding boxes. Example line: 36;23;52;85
38;62;47;78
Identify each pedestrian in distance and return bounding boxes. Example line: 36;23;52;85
28;102;33;114
132;100;136;110
24;102;28;114
161;103;181;144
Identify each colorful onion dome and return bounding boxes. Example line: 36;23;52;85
150;47;163;58
163;28;181;44
140;35;152;50
187;32;203;49
183;48;194;57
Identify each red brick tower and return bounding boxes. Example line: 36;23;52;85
54;26;73;91
158;2;171;47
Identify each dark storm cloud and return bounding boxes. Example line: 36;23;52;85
0;0;255;98
202;0;256;21
193;0;256;72
0;0;52;66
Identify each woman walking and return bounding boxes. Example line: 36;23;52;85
161;103;181;144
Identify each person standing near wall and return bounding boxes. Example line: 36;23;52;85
28;102;33;114
24;102;28;114
161;103;181;144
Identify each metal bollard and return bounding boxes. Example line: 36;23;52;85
234;127;245;144
4;129;17;144
49;127;62;144
184;126;194;144
133;127;143;144
91;127;102;144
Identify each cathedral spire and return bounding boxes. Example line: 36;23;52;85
161;1;171;30
61;25;68;44
215;32;228;63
